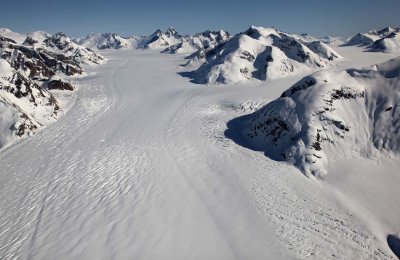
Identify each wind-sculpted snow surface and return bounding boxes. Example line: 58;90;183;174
229;57;400;176
184;26;341;84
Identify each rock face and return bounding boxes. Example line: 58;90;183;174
227;57;400;176
346;26;400;52
184;26;341;84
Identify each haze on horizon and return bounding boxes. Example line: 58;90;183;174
2;0;400;39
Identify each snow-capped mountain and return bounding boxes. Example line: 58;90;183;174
140;27;183;49
280;33;345;46
0;28;27;43
78;32;144;50
345;32;381;46
0;59;60;148
319;36;346;45
369;30;400;53
184;26;341;84
306;41;341;61
229;57;400;176
42;32;105;65
0;28;104;65
163;30;230;54
346;26;400;52
1;34;83;80
0;28;105;149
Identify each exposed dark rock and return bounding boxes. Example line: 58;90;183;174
240;51;255;62
48;79;74;91
22;36;38;46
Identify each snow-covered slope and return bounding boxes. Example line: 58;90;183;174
319;36;346;45
79;32;143;50
230;57;400;176
346;32;381;46
285;33;345;46
185;26;341;84
0;59;60;148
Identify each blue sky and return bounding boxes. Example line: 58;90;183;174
2;0;399;37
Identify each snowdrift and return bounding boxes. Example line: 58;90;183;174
226;57;400;176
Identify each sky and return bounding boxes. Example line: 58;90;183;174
1;0;399;38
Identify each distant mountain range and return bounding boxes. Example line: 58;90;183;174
1;25;399;149
345;26;400;52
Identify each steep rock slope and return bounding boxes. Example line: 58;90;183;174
228;57;400;176
185;26;341;84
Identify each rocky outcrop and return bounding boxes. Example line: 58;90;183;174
47;76;75;91
0;59;60;147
